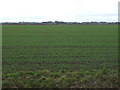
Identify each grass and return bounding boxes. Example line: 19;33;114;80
2;25;119;88
2;70;119;88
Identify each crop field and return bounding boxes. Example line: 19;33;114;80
2;25;119;88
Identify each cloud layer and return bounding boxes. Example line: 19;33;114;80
0;0;119;22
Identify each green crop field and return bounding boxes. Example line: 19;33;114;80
2;25;119;88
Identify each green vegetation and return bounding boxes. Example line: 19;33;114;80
2;70;118;88
2;25;118;88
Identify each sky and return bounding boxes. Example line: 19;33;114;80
0;0;119;22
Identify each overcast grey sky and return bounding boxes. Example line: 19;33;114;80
0;0;119;22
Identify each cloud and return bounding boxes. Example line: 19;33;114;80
0;0;119;22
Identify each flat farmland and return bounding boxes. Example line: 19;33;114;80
2;25;119;88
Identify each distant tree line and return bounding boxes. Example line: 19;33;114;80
1;21;119;25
